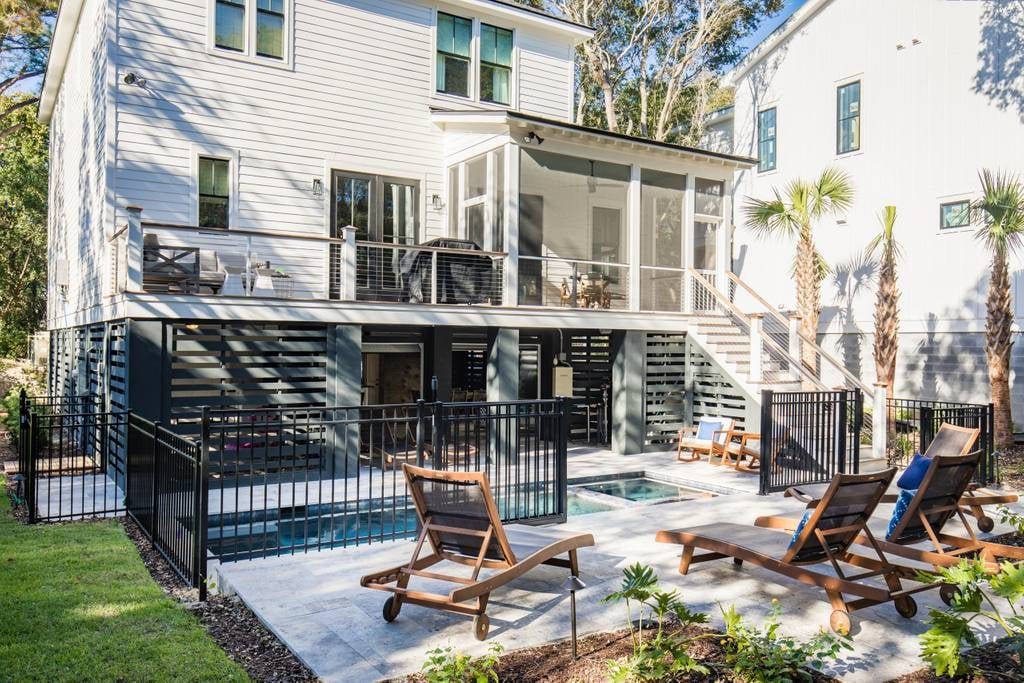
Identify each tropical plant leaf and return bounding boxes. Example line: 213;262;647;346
604;562;659;604
920;609;977;678
989;561;1024;603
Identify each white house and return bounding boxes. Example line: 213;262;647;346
708;0;1024;416
39;0;869;471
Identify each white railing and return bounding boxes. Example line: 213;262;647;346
518;255;629;310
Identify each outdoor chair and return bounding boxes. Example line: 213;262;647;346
657;468;926;635
719;431;761;471
197;249;225;294
676;416;733;463
219;252;248;296
359;420;418;472
361;465;594;640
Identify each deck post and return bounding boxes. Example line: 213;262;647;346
611;330;645;455
125;206;144;292
341;227;357;301
872;384;887;461
627;164;641;311
749;314;763;383
486;328;519;459
327;324;362;475
788;316;801;369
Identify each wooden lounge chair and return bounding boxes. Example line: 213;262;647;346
676;416;733;463
360;464;595;640
657;468;923;634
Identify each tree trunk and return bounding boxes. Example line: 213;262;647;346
794;228;821;379
986;249;1014;449
582;46;618;132
873;247;899;401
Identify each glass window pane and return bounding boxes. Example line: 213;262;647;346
940;201;970;229
466;155;487;198
466;203;485;247
256;10;284;58
335;175;371;239
695;178;724;217
494;148;504;251
640;169;685;268
437;12;471;57
448;165;459;237
481;65;510;105
480;24;512;67
439;55;469;96
215;0;245;51
199;197;228;229
383;181;417;244
694;221;718;270
838;82;861;153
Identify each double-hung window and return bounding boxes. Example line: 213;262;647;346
479;24;512;105
757;108;777;172
212;0;288;62
436;12;472;98
940;200;970;230
837;81;861;154
198;157;231;229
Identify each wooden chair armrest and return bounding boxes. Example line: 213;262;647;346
677;426;697;437
740;432;761;445
754;515;801;531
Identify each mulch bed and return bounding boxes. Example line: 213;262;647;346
401;623;836;683
997;444;1024;493
892;639;1023;683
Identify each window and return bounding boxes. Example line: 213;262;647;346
447;148;505;250
332;171;418;243
436;12;472;98
639;169;686;311
694;178;724;272
198;157;230;229
479;23;512;105
758;108;777;172
212;0;287;62
837;81;861;154
940;200;970;230
215;0;245;51
256;0;285;58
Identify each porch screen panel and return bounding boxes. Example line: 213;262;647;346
640;170;686;311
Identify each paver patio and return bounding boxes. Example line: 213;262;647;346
212;451;1019;683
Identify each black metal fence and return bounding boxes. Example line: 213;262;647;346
204;398;569;562
886;397;996;484
759;389;863;494
125;415;208;597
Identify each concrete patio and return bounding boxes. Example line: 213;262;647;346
212;457;1020;683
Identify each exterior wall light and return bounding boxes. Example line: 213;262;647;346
123;72;146;87
525;131;544;145
431;194;444;210
312;178;323;197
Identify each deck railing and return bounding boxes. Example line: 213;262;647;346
518;255;629;309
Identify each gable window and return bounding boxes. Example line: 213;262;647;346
479;23;512;105
215;0;246;51
436;12;472;98
212;0;288;63
940;200;970;230
757;108;776;172
198;157;230;229
837;81;861;154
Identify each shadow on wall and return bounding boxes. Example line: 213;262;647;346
974;0;1024;123
822;251;877;380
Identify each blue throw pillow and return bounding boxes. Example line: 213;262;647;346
788;509;813;548
695;418;722;441
886;488;917;540
896;452;931;490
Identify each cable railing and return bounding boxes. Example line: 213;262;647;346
727;272;874;397
518;255;629;309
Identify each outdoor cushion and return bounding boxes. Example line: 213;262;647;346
788;509;812;548
695;418;724;441
886;488;917;540
896;452;931;490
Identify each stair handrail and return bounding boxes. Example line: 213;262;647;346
687;268;828;390
726;271;875;397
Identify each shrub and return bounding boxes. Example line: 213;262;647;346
1;386;23;440
602;562;711;681
997;505;1024;535
421;643;503;683
918;559;1024;677
721;599;852;682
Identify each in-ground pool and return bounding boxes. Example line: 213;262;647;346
577;477;714;503
566;491;615;515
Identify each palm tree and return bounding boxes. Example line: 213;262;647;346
743;168;855;372
867;206;900;401
973;169;1024;449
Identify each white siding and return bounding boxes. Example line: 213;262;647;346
112;0;576;247
47;0;110;328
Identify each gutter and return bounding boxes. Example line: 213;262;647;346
38;0;86;123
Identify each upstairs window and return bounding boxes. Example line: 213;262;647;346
215;0;246;51
437;13;472;98
212;0;288;63
757;108;776;172
198;157;230;229
837;81;861;154
940;200;970;230
480;24;512;105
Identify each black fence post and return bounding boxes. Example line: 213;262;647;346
150;420;161;538
986;402;996;485
759;390;773;495
852;390;863;474
18;388;28;475
919;405;935;453
557;396;569;521
837;391;849;474
431;402;445;470
195;407;210;601
415;399;426;467
26;410;36;523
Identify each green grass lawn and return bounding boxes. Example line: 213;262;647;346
0;476;248;682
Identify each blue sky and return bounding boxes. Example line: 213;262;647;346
739;0;807;54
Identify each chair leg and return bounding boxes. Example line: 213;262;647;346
678;546;695;575
568;548;580;577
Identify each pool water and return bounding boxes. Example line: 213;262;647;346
566;492;615;515
578;477;711;503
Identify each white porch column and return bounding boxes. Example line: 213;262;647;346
627;164;641;311
341;226;357;301
125;206;144;293
682;176;696;314
716;183;732;292
503;142;519;307
749;313;763;383
788;315;802;361
872;383;887;461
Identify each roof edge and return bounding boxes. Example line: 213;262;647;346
723;0;833;87
38;0;85;123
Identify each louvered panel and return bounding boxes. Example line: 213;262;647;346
644;332;688;446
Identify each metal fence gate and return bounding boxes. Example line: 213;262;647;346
886;397;996;484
